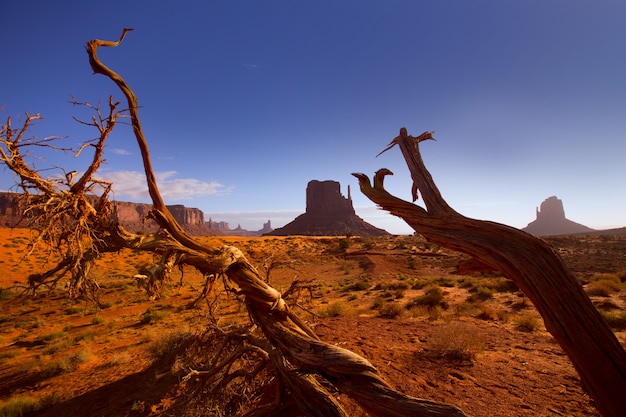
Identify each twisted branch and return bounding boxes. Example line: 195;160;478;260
85;30;470;417
353;128;626;417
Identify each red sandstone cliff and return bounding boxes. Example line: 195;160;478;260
0;192;215;235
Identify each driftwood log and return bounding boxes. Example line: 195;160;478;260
353;128;626;417
86;30;469;416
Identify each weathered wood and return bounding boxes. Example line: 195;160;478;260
353;128;626;417
86;30;472;417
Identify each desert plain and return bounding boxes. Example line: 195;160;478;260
0;227;625;417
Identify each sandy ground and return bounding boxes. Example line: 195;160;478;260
0;228;624;416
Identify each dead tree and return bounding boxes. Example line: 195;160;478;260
83;29;470;416
353;128;626;417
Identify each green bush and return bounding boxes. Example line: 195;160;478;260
407;285;447;310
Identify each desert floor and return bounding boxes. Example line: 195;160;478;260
0;228;625;416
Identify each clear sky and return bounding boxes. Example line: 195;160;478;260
2;1;625;234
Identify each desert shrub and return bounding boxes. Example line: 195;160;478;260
590;273;621;284
0;349;21;361
410;279;430;290
370;296;385;310
320;301;354;317
496;310;511;322
343;280;371;291
426;305;445;321
407;285;447;310
599;310;626;330
391;281;410;290
149;331;189;360
616;270;626;283
364;241;376;250
91;314;105;325
586;279;621;297
73;330;101;344
376;301;404;319
36;331;68;345
0;287;12;300
475;305;498;321
64;306;84;315
467;286;494;302
432;276;456;288
394;288;406;299
42;349;92;377
515;314;541;332
454;301;479;317
140;306;171;324
379;290;394;299
0;395;40;417
428;323;482;361
458;277;477;289
512;295;531;310
71;349;93;365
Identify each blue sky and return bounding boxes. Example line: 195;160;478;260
2;1;625;234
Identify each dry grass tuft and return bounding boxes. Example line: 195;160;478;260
428;322;482;361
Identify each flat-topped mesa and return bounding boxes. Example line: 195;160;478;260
267;180;388;237
306;180;355;217
522;196;594;236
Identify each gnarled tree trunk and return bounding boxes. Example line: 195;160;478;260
353;128;626;417
86;30;469;417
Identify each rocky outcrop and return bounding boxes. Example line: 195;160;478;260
259;220;273;235
267;180;388;236
0;192;215;235
522;196;594;236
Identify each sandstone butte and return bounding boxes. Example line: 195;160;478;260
266;180;389;237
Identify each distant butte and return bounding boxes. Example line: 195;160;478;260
522;196;594;236
266;180;389;237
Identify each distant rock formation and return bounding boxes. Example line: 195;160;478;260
259;220;273;235
522;196;594;236
267;180;388;236
207;218;231;232
0;192;215;235
205;219;273;236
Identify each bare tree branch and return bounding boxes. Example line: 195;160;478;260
353;128;626;417
84;30;470;417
